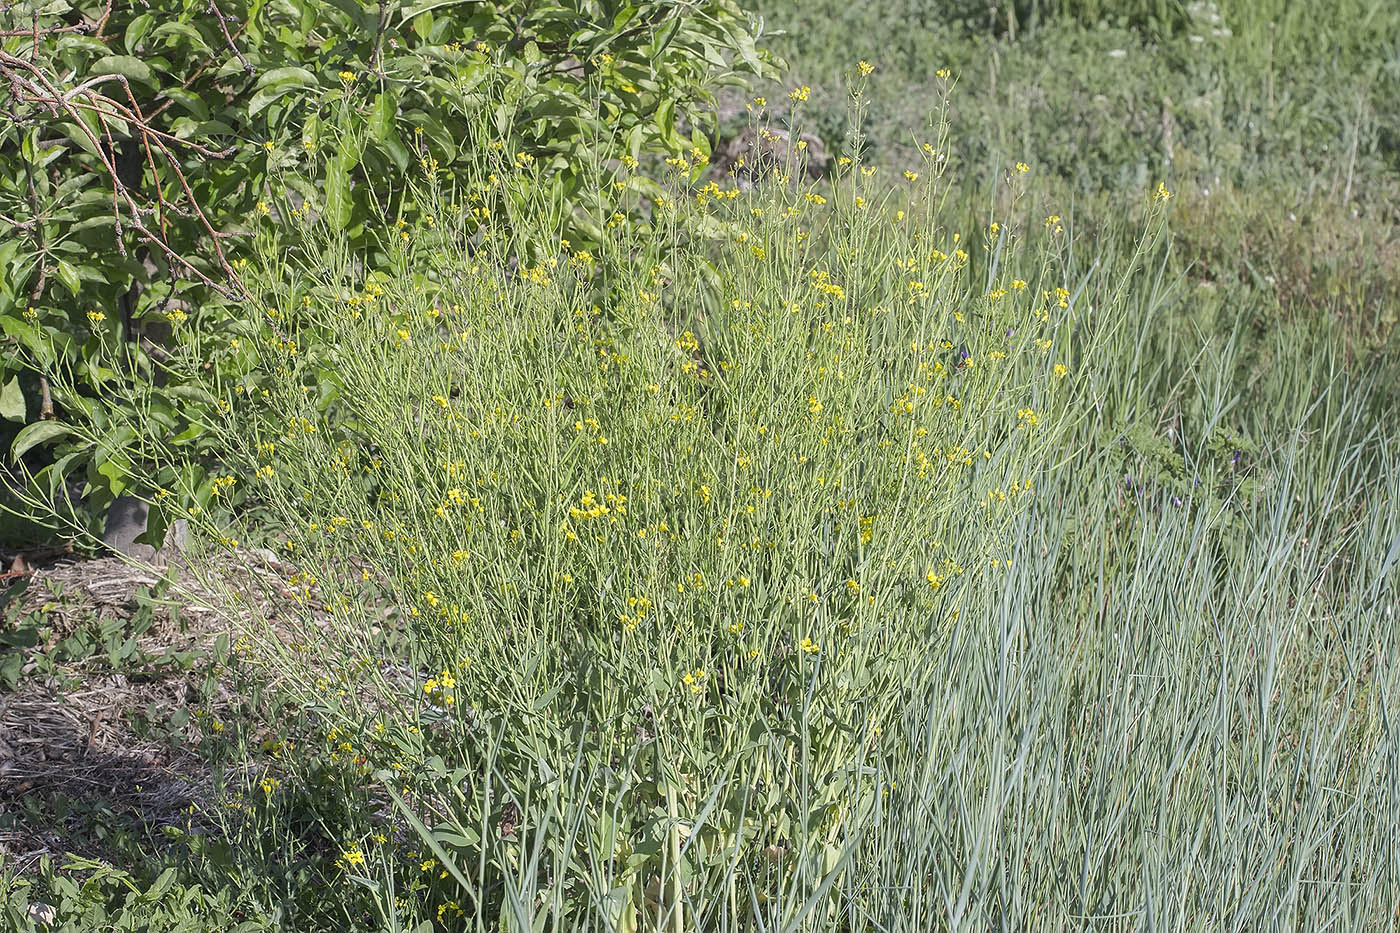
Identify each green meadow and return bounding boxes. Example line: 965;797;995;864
1;0;1397;929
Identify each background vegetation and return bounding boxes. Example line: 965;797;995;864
1;0;772;543
2;0;1398;929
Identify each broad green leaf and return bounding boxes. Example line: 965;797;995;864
255;66;318;90
56;121;103;158
302;111;321;151
94;456;129;497
324;160;353;232
89;55;156;89
150;21;213;53
320;0;377;34
651;15;681;58
12;421;73;461
249;72;318;115
124;12;156;53
370;92;398;141
158;87;210;120
0;316;55;368
55;260;81;296
654;97;680;152
399;0;472;24
0;377;24;422
145;867;178;901
401;111;456;162
372;133;410;173
56;36;112;57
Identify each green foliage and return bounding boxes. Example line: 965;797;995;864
0;0;773;539
3;1;1399;928
1;857;268;932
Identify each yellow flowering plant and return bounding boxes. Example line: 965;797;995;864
143;93;1186;927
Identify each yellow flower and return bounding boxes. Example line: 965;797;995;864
857;60;874;76
1155;181;1172;201
788;85;810;102
340;847;366;868
800;637;819;654
1015;161;1030;173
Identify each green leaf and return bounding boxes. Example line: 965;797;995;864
400;0;473;24
90;55;156;89
125;13;156;53
320;0;377;34
249;74;317;116
56;36;112;58
150;21;213;53
651;16;681;58
255;66;319;90
144;867;178;901
56;121;103;158
0;377;24;422
370;92;398;142
301;111;321;151
158;87;210;120
379;781;478;899
55;260;81;296
92;456;129;498
324;159;353;232
12;421;73;461
654;97;680;152
372;133;410;173
0;315;55;368
401;111;456;162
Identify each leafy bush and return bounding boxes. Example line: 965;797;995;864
0;0;772;540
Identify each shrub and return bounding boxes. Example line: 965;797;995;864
0;0;773;539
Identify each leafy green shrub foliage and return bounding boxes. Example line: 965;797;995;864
0;0;771;538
